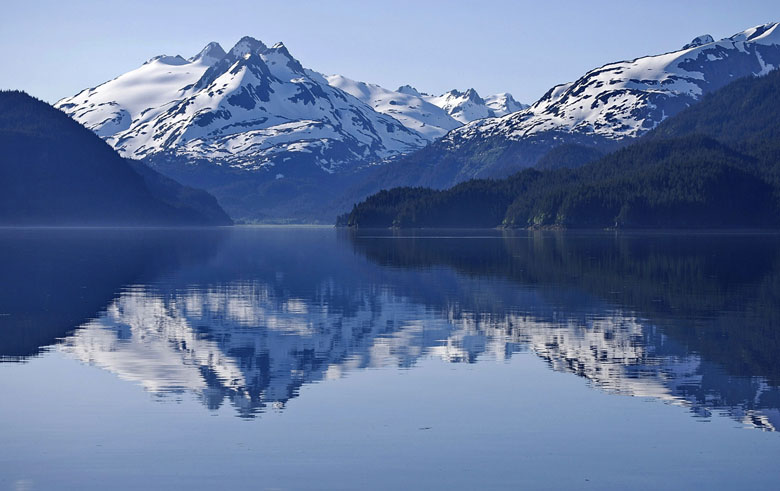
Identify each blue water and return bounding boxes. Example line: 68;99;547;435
1;227;779;490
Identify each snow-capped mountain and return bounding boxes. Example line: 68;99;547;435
53;22;780;222
363;21;780;193
325;76;526;140
424;88;527;123
446;22;780;148
188;41;227;65
56;37;429;173
483;92;527;117
56;37;526;173
324;75;462;140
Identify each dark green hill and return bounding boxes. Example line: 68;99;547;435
505;136;774;228
534;143;605;170
0;91;232;226
340;70;780;229
648;69;780;178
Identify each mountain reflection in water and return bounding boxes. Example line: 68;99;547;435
1;228;779;430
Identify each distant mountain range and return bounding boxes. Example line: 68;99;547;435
56;38;521;172
342;63;780;229
364;22;780;191
51;22;780;223
55;36;527;222
326;77;525;140
0;91;231;226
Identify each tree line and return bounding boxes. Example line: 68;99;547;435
339;69;780;229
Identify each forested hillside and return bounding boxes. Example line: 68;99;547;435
339;70;780;229
0;91;231;226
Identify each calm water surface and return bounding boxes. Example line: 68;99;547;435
1;227;780;490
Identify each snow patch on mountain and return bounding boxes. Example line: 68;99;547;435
397;84;425;97
425;88;491;123
189;42;227;65
325;78;528;138
484;92;528;117
325;75;461;140
56;38;429;172
419;88;528;123
445;22;780;147
56;53;219;138
682;34;715;50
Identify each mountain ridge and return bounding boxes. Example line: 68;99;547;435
53;22;780;223
55;36;526;221
340;66;780;229
56;37;524;173
0;90;232;226
362;22;780;194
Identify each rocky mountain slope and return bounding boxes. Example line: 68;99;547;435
324;76;461;140
53;22;780;222
342;65;780;229
423;88;526;123
326;77;525;140
366;22;780;191
56;38;524;175
54;37;525;222
56;38;430;173
452;22;780;144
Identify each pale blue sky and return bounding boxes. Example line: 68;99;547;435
1;0;778;104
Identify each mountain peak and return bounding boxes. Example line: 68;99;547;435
728;22;779;43
268;41;293;57
397;85;424;97
440;88;484;105
265;41;304;74
229;36;268;58
189;42;226;65
443;88;482;103
483;92;527;116
463;88;482;102
682;34;715;50
193;37;269;91
145;54;189;66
